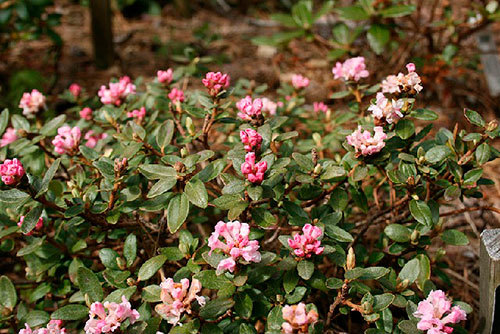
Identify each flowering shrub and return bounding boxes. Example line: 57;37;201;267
0;59;498;334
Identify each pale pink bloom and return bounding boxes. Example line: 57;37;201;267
69;83;82;98
19;320;67;334
414;290;467;334
98;76;136;106
288;224;324;258
19;89;46;116
18;216;43;236
84;296;139;334
157;69;173;85
0;158;25;185
240;128;262;152
168;88;185;103
380;75;401;94
261;98;277;115
80;107;93;121
368;92;404;124
332;57;369;82
202;71;230;96
346;126;387;156
277;101;284;108
155;278;205;325
282;303;318;334
381;63;423;94
237;96;263;121
291;74;310;89
313;102;328;114
84;131;108;149
208;220;261;273
52;126;81;155
1;128;18;147
127;107;146;121
241;152;267;184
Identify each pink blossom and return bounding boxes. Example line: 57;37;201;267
288;224;324;258
381;63;423;94
240;128;262;152
127;107;147;121
69;83;82;98
291;74;310;90
18;216;43;236
346;126;387;156
19;89;46;116
332;57;369;82
168;88;185;103
1;128;18;147
19;320;66;334
98;76;136;106
157;69;173;85
282;303;319;334
262;98;277;115
0;158;25;185
155;277;205;325
80;107;93;121
368;92;404;124
202;71;230;96
240;152;267;184
84;296;140;334
237;96;263;121
313;102;328;114
414;290;467;334
52;126;81;155
85;131;108;149
208;220;261;273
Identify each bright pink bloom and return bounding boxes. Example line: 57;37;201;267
52;126;81;155
0;158;25;185
19;89;46;116
202;71;230;96
84;131;108;149
262;98;277;115
381;63;423;94
368;92;404;124
80;107;93;121
168;88;185;103
288;224;324;258
1;128;18;147
282;303;319;334
69;83;82;98
208;220;261;273
157;69;173;85
240;152;267;184
414;290;467;334
127;107;146;121
240;128;262;152
84;296;140;334
237;96;263;121
19;320;66;334
332;57;369;82
313;102;328;114
98;76;136;106
291;74;310;90
18;216;43;236
346;126;387;156
155;277;205;325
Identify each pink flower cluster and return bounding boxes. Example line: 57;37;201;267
84;296;140;334
282;303;319;334
69;83;81;98
381;63;423;95
368;92;404;124
19;89;46;116
98;76;136;106
208;220;261;273
240;128;262;152
332;57;369;82
80;107;93;121
157;69;173;85
18;216;43;236
127;107;146;121
168;88;185;103
288;224;324;258
19;320;66;334
0;158;25;185
241;152;267;184
85;131;108;149
1;127;18;147
414;290;467;334
202;71;230;96
155;277;205;325
346;126;387;156
291;74;310;90
237;96;263;121
313;102;328;114
52;126;81;155
262;98;277;115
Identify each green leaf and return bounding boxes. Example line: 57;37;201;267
0;189;30;204
292;152;314;171
199;298;235;319
99;248;120;270
147;178;177;198
20;205;43;234
409;200;433;226
184;179;208;208
398;320;419;334
0;109;9;135
297;260;315;280
77;267;103;302
51;304;89;320
441;230;469;246
24;310;50;327
476;143;491;164
425;145;452;164
283;270;299;294
416;254;431;291
104;286;137;303
80;145;100;161
266;306;283;331
326;277;344;289
139;164;177;179
409;108;438;121
464;109;485;127
156;120;175;152
373;293;395;312
270;13;297;28
40;115;66;136
167;193;190;233
194;270;232;290
395;119;415;140
398;258;420;284
234;292;253;319
35;158;61;198
384;224;411;243
124;234;137;267
138;255;167;281
367;24;390;54
330;91;351;99
359;267;390;280
0;275;17;309
336;6;370;20
380;5;416;18
325;225;353;242
321;165;346;180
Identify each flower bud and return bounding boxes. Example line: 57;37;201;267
312;133;322;147
181;147;188;158
276;294;284;303
487;120;498;132
186;117;195;136
127;278;136;286
116;257;127;270
411;194;419;200
410;230;420;245
361;301;373;314
346;247;356;271
313;164;322;175
179;243;189;255
396;279;410;291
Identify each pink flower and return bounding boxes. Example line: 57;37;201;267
414;290;467;334
80;107;93;121
291;74;310;90
155;277;205;325
84;131;108;149
127;106;146;121
52;126;81;155
98;76;136;106
261;98;277;115
313;102;328;114
381;63;423;94
168;88;185;103
69;83;82;98
208;220;261;273
84;296;139;334
237;96;263;121
1;128;18;147
332;57;369;82
19;320;67;334
19;89;46;116
240;152;267;184
202;71;230;96
0;158;25;185
288;224;324;258
157;69;173;84
240;128;262;152
18;216;43;236
346;126;387;156
368;92;404;124
282;303;319;334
